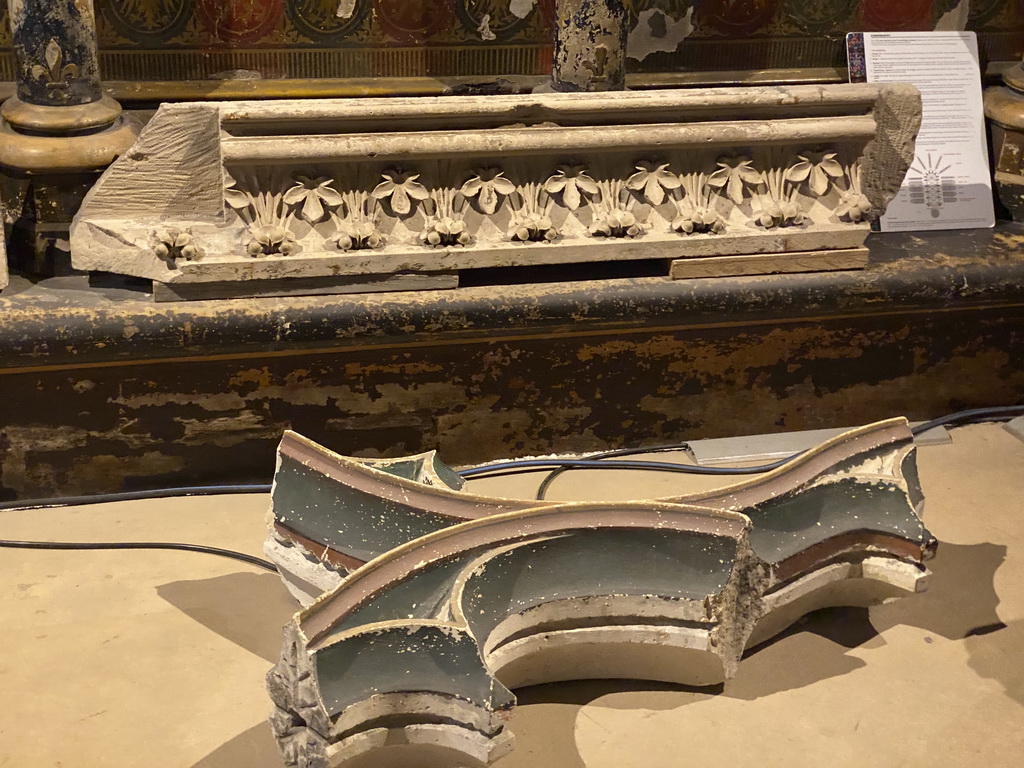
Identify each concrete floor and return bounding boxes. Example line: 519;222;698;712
0;423;1022;767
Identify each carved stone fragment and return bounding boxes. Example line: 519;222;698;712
70;84;921;300
265;421;935;768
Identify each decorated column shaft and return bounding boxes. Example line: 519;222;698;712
11;0;103;107
0;0;137;275
552;0;628;93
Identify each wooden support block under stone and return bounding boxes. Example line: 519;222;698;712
670;247;869;280
153;272;457;302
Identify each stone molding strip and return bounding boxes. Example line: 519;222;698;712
70;83;920;299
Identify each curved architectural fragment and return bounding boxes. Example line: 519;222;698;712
266;418;933;604
266;420;936;768
268;501;932;768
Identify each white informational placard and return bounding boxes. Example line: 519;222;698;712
848;31;994;232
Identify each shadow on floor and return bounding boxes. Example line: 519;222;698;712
188;541;1010;768
501;540;1009;764
726;606;877;700
192;721;283;768
965;617;1023;706
871;541;1007;639
157;572;297;663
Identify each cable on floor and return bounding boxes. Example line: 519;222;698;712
0;405;1020;567
0;539;277;572
458;405;1024;497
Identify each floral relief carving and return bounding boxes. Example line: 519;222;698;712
223;172;250;212
371;169;430;216
544;164;599;211
460;168;516;215
590;180;644;239
785;150;844;196
242;192;300;257
283;176;344;223
421;189;473;247
509;183;559;243
219;151;852;258
708;156;762;206
752;168;807;229
672;173;725;235
151;228;204;267
835;163;872;223
626;161;682;206
328;191;385;251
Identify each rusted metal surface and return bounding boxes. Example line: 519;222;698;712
1;226;1023;500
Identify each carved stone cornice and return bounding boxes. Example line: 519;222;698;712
70;83;921;300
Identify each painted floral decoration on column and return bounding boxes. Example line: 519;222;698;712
31;39;79;98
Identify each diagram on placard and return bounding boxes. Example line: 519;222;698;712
905;153;958;218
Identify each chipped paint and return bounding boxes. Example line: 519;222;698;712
935;0;971;31
627;7;694;62
2;228;1024;499
509;0;537;19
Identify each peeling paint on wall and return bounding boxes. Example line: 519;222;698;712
335;0;357;21
509;0;538;20
628;8;695;62
935;0;971;31
478;14;497;41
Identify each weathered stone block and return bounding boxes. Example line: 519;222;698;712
71;83;921;300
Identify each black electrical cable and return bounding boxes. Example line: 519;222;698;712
534;443;699;501
0;484;272;512
0;539;278;572
0;486;277;571
909;405;1024;435
457;405;1024;498
1;406;1021;568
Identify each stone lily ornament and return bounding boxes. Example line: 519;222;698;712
284;176;345;223
371;168;430;216
461;168;517;215
265;419;936;768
